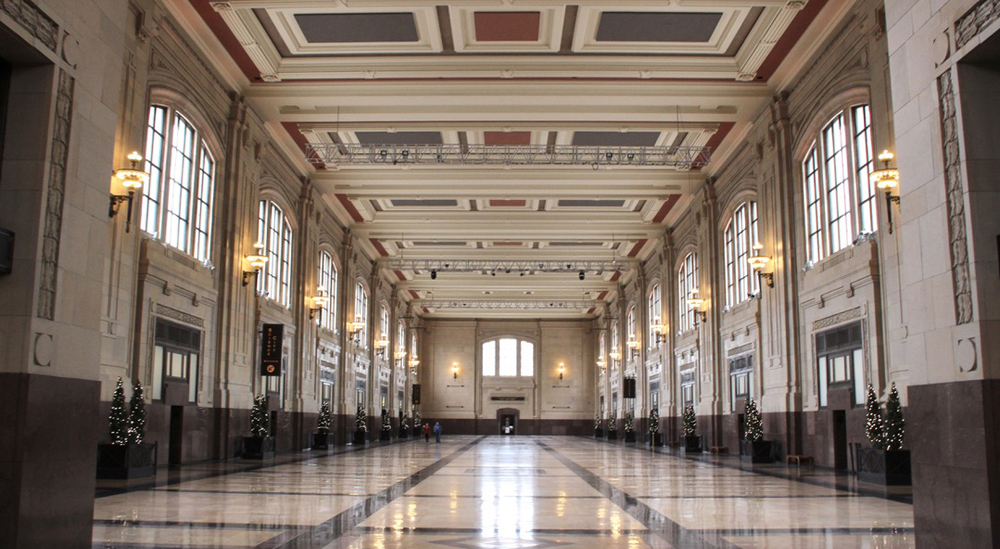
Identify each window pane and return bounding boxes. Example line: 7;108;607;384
824;115;852;254
166;115;195;252
818;356;828;407
498;338;517;376
256;201;266;295
152;345;164;400
804;148;823;262
853;348;865;405
194;148;214;262
735;204;749;301
141;106;167;236
280;220;292;308
853;105;877;233
520;341;534;377
188;354;198;402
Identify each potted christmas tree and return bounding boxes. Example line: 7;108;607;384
413;411;422;436
242;395;275;459
312;400;333;450
858;383;911;485
379;408;392;441
623;410;636;442
97;378;157;479
353;403;368;445
648;407;663;447
606;410;617;440
594;414;603;438
399;412;409;439
740;398;773;463
682;405;701;453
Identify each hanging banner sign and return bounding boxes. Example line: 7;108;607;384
260;324;283;376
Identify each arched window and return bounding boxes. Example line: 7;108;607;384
627;306;637;349
317;251;338;330
380;304;390;343
724;201;759;307
141;104;216;263
678;252;698;332
482;337;535;377
647;283;662;348
355;282;369;346
610;320;620;367
598;331;606;371
410;332;418;364
256;200;293;308
803;104;875;263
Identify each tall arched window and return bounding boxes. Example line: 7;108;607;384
379;304;390;342
141;104;216;263
599;331;606;371
317;250;338;330
397;320;406;362
482;337;535;377
724;201;759;307
647;283;662;348
627;306;637;349
610;320;620;367
804;104;875;263
678;252;698;332
256;200;293;308
355;282;369;346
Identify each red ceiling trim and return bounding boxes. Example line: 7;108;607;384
189;0;260;80
610;272;621;282
370;239;388;257
628;239;647;258
394;270;407;281
337;194;364;223
597;291;608;301
756;0;829;81
475;12;541;42
409;290;420;300
281;122;325;169
703;122;735;159
587;307;596;314
652;194;681;224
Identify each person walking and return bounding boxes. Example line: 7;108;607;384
423;422;431;442
433;422;442;443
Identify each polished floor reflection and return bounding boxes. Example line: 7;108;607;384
93;436;914;548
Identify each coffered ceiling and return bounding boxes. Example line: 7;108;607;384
176;0;842;318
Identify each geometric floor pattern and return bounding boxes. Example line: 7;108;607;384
92;436;914;548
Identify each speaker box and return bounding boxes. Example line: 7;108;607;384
412;384;421;405
624;378;636;399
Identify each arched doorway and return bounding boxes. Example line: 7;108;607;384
497;408;519;435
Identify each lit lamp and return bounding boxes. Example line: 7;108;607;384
748;243;774;289
409;356;420;376
627;334;639;359
242;242;268;286
870;150;901;233
609;349;622;361
452;362;459;379
596;358;606;372
348;315;364;342
557;362;566;380
109;151;150;233
651;316;666;345
375;336;389;358
309;287;329;320
686;290;707;324
395;349;408;360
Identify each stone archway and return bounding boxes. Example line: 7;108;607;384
497;408;520;435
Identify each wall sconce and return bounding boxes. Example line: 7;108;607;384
596;358;606;372
409;356;420;376
452;362;459;379
395;350;408;361
609;349;621;361
627;334;639;359
651;316;666;345
348;315;364;342
871;150;901;233
687;290;707;324
748;243;774;289
375;336;389;358
309;287;329;320
109;151;149;233
558;362;566;380
242;242;268;286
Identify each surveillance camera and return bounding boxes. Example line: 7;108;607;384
430;270;437;280
579;271;586;281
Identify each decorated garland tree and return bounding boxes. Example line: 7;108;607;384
381;409;392;432
250;395;269;439
127;381;146;445
682;405;697;438
865;384;885;450
109;377;129;446
648;407;660;434
608;410;617;432
744;398;762;442
594;413;601;430
356;403;368;433
623;410;634;433
317;400;331;435
884;383;905;451
414;410;421;429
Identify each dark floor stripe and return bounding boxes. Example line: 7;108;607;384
354;526;649;535
93;519;294;531
696;526;915;535
537;440;740;549
262;436;486;549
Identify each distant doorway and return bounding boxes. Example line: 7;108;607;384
169;406;183;465
497;408;519;435
833;410;848;470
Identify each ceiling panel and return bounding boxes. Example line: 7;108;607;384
596;12;723;43
295;13;419;43
474;12;541;42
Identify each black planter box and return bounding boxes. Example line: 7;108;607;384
97;442;157;479
649;433;663;447
607;430;617;440
858;448;912;485
682;435;702;453
353;430;368;445
740;440;774;464
594;428;603;438
379;430;391;441
311;432;332;450
242;436;275;460
624;431;636;442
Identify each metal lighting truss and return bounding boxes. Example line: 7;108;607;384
382;259;632;274
306;143;711;169
419;300;597;310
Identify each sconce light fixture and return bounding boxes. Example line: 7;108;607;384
596;358;606;371
558;362;566;380
687;290;707;324
109;151;149;233
309;287;329;320
651;316;666;345
375;336;389;358
627;334;639;359
609;349;622;361
870;150;901;233
348;315;364;342
452;362;459;379
395;350;408;361
748;243;774;289
242;242;268;286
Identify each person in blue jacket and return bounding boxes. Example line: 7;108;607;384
433;422;442;443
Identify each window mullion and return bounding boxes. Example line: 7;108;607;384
843;111;861;238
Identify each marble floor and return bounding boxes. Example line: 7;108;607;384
92;436;914;548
